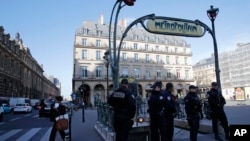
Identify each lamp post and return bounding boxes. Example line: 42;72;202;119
207;5;221;93
109;0;136;90
103;50;110;102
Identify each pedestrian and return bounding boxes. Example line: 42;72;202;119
207;82;230;141
184;85;203;141
136;94;143;114
147;81;167;141
39;99;47;117
162;82;176;141
108;78;136;141
49;96;67;141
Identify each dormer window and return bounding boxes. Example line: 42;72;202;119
83;28;88;35
97;30;102;37
133;34;138;40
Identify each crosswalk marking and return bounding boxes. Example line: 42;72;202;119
32;115;39;118
39;127;52;141
0;129;22;140
16;128;41;141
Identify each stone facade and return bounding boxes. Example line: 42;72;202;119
0;26;60;99
72;17;195;106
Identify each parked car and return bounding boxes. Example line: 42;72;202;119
38;99;55;117
31;99;40;109
2;103;13;113
13;103;32;114
0;106;3;121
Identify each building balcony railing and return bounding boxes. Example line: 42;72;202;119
73;74;194;82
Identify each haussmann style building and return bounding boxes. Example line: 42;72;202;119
72;15;196;106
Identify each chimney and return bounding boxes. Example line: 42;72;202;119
120;18;127;27
98;14;104;25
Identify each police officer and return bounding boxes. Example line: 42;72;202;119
162;83;176;141
207;82;230;141
184;85;203;141
148;81;167;141
108;78;136;141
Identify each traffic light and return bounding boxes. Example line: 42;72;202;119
123;0;136;6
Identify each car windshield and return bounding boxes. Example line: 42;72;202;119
44;99;55;106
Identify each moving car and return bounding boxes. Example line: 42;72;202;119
2;103;13;113
13;103;32;114
38;99;55;117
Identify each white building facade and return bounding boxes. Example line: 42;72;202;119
72;16;195;106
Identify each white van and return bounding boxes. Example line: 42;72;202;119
9;98;31;108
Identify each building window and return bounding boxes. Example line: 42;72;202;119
134;68;140;78
185;70;190;79
133;34;138;40
82;50;87;60
156;55;160;63
121;67;128;77
96;51;101;60
134;53;139;62
145;68;151;79
134;43;138;50
83;28;88;35
146;54;150;63
122;42;126;48
145;44;148;51
166;56;170;64
176;69;181;79
166;69;171;78
96;66;102;78
82;38;87;46
165;46;169;52
144;36;149;42
96;40;101;47
156;45;159;51
184;57;188;65
184;48;187;54
81;66;88;77
122;52;127;61
176;57;179;65
175;48;178;53
156;69;162;78
97;30;102;37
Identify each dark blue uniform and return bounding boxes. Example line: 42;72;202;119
108;85;136;141
207;88;229;139
162;90;176;141
184;92;202;141
148;90;167;141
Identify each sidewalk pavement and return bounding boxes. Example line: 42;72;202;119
71;101;250;141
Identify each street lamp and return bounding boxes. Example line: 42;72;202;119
109;0;136;90
207;5;222;93
103;50;110;101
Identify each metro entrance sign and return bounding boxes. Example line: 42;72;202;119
146;17;205;37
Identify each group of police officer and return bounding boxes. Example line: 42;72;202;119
147;81;176;141
184;82;230;141
108;78;230;141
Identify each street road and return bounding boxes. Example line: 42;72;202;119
0;105;249;141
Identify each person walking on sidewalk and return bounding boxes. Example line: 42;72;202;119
162;82;176;141
49;96;67;141
147;81;168;141
108;78;136;141
207;82;230;141
184;85;203;141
